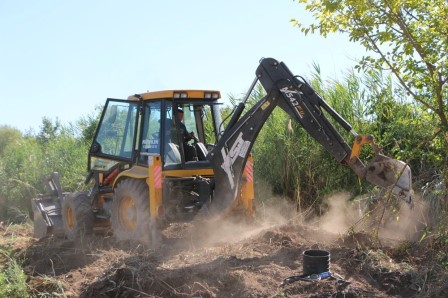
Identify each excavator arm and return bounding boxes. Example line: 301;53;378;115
207;58;413;212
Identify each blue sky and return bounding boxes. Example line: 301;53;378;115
0;0;366;133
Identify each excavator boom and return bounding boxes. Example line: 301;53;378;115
208;58;413;211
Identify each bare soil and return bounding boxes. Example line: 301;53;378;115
1;198;448;297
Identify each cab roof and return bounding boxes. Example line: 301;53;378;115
127;90;221;101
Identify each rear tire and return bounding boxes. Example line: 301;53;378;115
111;179;152;242
62;192;94;240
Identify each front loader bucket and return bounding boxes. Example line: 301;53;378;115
31;172;65;238
364;154;413;206
31;196;64;238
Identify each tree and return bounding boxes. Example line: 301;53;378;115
0;126;22;156
76;105;102;143
37;117;61;145
293;0;447;134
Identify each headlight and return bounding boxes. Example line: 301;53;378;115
173;92;188;98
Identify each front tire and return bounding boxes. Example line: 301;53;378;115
111;179;151;242
62;192;94;240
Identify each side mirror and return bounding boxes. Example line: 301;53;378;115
90;141;101;153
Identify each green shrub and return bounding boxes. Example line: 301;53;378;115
0;250;29;298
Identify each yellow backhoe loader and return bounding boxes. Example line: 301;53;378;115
31;58;413;243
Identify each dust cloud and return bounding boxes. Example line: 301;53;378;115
177;190;428;251
379;193;429;241
317;191;359;234
316;191;429;242
186;196;298;248
186;181;300;247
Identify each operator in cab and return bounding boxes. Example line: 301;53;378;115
176;108;198;161
177;109;195;142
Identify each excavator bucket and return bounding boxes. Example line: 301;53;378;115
364;154;413;206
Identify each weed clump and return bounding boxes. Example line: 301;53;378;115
0;250;29;298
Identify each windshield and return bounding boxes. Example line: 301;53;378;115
95;100;138;158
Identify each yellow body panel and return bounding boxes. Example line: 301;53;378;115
128;90;221;101
114;165;148;187
148;156;163;218
114;165;214;181
163;168;214;178
234;155;255;216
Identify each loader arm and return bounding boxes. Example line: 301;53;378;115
207;57;413;212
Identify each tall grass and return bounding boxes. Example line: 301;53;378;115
0;249;29;298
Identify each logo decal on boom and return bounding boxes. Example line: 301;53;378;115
280;87;305;119
221;132;251;189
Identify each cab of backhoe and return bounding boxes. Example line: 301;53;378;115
88;90;223;174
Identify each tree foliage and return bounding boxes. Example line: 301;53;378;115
0;126;22;157
37;117;61;145
0;118;92;222
293;0;447;131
